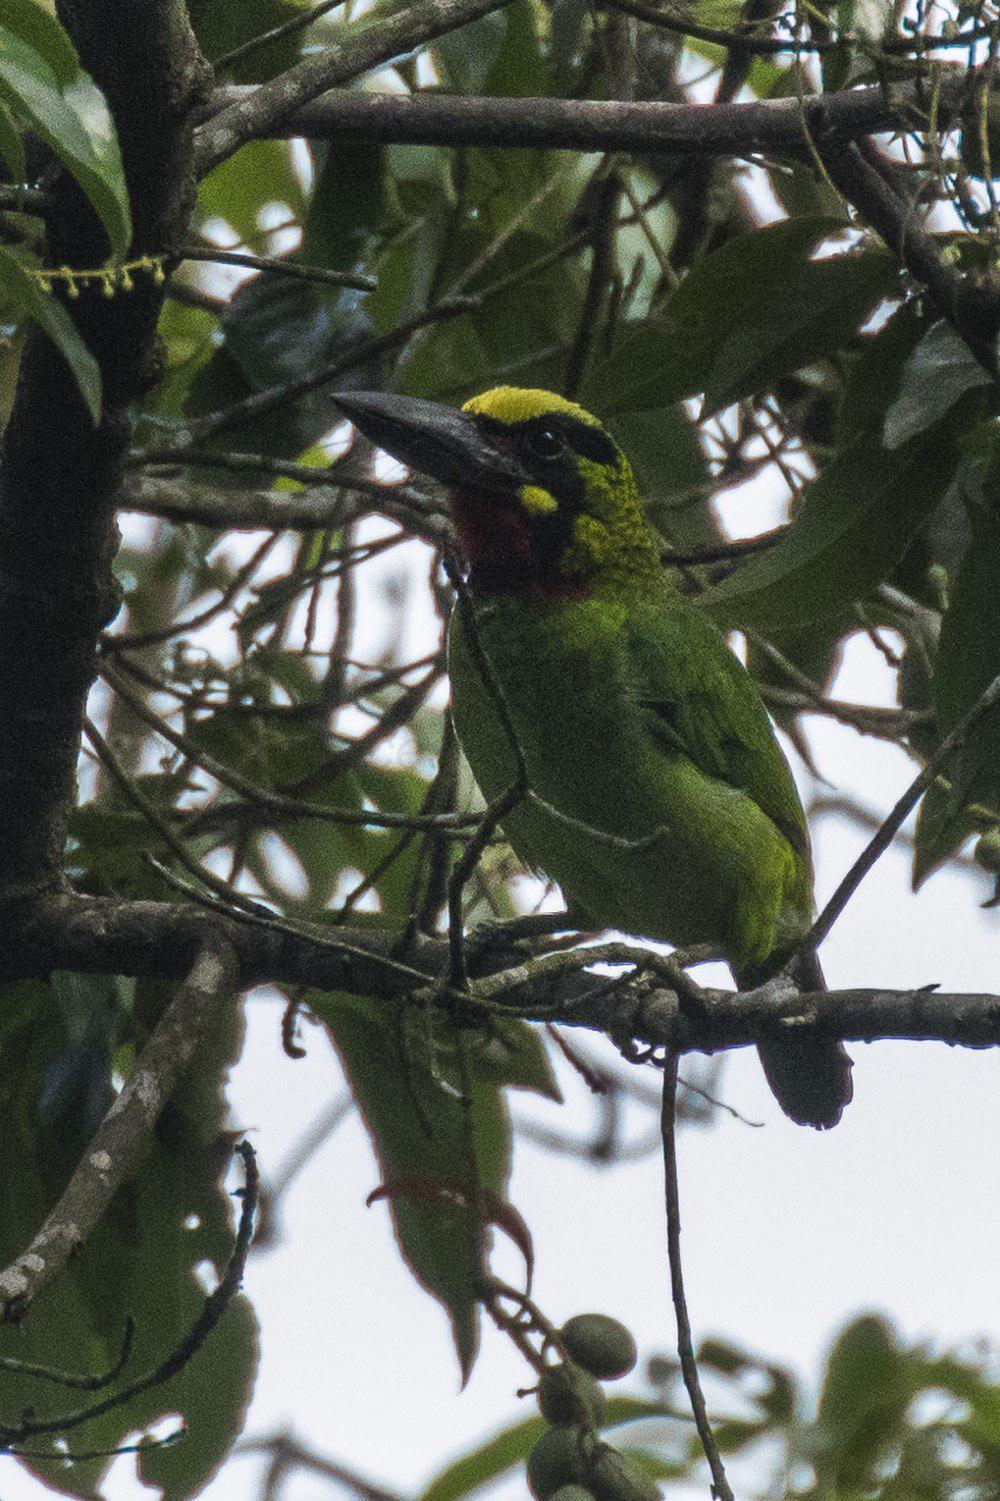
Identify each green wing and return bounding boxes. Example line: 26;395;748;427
626;602;811;866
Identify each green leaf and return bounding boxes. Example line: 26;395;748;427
0;4;131;256
0;976;257;1499
813;1315;911;1493
309;991;516;1380
432;9;510;91
1;0;79;82
196;137;306;244
302;138;383;272
189;0;306;82
883;320;994;450
701;426;959;630
474;1020;561;1100
583;218;891;418
0;247;101;420
837;297;929;446
184;269;376;460
0;96;25;181
914;500;1000;886
418;1397;665;1501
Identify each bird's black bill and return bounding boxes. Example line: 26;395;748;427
336;390;529;498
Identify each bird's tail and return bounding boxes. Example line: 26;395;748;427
747;950;854;1130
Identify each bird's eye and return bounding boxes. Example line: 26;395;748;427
524;426;566;461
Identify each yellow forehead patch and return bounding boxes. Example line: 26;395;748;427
519;484;558;515
462;385;602;428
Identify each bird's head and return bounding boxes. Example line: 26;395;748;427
337;386;662;596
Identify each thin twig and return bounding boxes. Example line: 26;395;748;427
805;673;1000;951
211;0;347;73
180;244;376;292
661;1056;735;1501
0;1318;134;1391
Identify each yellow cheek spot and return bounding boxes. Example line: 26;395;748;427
520;484;558;515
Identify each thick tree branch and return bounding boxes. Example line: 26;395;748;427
193;0;516;177
4;895;1000;1056
0;3;208;905
0;935;238;1323
199;71;971;161
821;142;1000;371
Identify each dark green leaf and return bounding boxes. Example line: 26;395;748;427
301;138;383;272
0;247;101;420
837;297;928;446
0;977;256;1499
914;499;1000;886
701;426;959;630
417;1397;665;1501
883;320;994;450
0;96;25;181
184;271;377;460
813;1315;911;1493
583;218;890;418
309;991;516;1379
0;5;131;255
189;0;305;82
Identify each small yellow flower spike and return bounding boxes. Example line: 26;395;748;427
520;484;558;515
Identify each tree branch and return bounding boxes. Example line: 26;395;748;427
193;0;517;177
0;2;208;905
0;934;239;1322
198;71;971;161
821;141;1000;371
4;895;1000;1056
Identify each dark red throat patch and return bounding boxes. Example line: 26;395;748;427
449;489;587;600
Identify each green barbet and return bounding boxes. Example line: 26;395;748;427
337;386;853;1128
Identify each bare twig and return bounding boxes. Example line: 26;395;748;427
179;244;376;292
194;0;516;175
239;1432;404;1501
661;1056;735;1501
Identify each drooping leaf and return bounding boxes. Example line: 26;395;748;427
914;498;1000;887
418;1397;667;1501
184;269;377;461
309;990;516;1380
583;218;891;418
813;1315;912;1493
0;246;101;420
883;320;994;450
0;95;25;181
837;297;927;445
701;425;960;630
0;976;257;1499
0;1;131;255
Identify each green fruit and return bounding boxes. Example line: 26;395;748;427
561;1315;638;1380
549;1489;597;1501
538;1363;607;1427
587;1445;661;1501
527;1427;589;1499
974;827;1000;872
